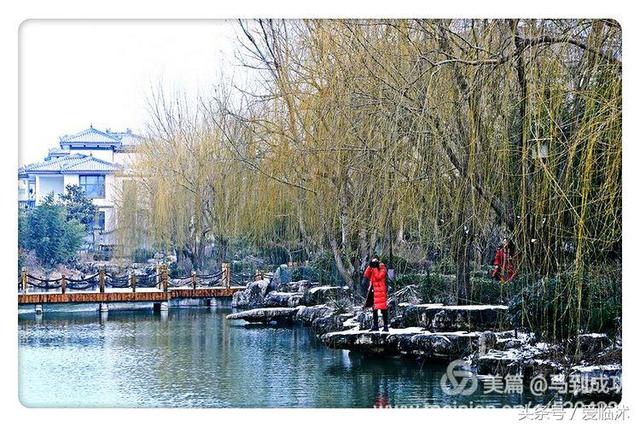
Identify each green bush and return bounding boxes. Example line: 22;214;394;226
291;265;320;282
18;194;85;267
394;272;452;304
508;263;621;342
433;257;457;275
469;275;510;305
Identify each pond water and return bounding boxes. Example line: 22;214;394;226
19;306;549;408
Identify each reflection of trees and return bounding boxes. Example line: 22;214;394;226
19;311;553;407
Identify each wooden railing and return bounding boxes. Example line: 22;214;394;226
18;262;250;295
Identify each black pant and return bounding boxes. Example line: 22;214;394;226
372;308;389;329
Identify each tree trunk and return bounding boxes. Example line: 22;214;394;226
330;237;354;290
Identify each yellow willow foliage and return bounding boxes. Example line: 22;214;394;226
116;19;620;337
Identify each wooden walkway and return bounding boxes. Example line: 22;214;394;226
18;286;245;305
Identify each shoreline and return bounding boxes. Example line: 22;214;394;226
227;278;623;403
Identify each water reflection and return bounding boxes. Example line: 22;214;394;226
19;307;551;408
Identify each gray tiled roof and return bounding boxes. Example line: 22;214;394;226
60;126;121;145
19;154;120;176
108;131;143;146
44;147;70;160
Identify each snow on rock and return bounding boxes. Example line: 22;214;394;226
311;312;355;335
231;279;270;309
294;305;334;325
569;364;622;397
285;280;315;293
478;331;498;356
302;286;352;306
494;331;536;350
268;264;292;292
321;327;482;359
226;307;299;324
477;341;565;380
263;291;304;308
397;304;510;331
576;333;612;355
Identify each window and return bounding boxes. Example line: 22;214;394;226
90;211;106;231
79;175;105;198
97;211;106;231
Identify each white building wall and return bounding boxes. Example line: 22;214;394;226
63;174;79;189
18;178;32;201
104;207;116;232
35;175;64;204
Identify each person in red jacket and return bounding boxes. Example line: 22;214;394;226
364;255;389;332
492;238;516;282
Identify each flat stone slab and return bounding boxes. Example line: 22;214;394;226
565;364;622;397
399;304;510;331
322;327;481;359
226;307;299;324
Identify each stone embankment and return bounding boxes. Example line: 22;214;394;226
227;276;621;400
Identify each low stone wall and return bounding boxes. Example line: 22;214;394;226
398;304;510;331
322;328;482;360
225;276;621;400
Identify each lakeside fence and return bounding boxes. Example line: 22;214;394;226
18;262;255;295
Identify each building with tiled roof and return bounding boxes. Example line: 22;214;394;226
18;125;142;251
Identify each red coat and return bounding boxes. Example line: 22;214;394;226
364;263;388;310
493;247;515;282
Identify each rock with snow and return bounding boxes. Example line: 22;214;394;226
494;330;536;350
322;328;415;355
294;305;334;325
522;358;565;381
263;291;304;307
311;313;354;335
577;333;612;355
226;307;299;324
569;364;622;397
398;304;510;331
268;264;292;291
322;328;482;360
302;286;352;306
476;349;523;377
477;342;563;379
478;331;498;356
399;331;481;360
397;303;444;328
341;315;360;330
286;280;314;293
231;278;270;308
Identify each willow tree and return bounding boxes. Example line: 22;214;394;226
229;19;620;327
115;88;248;269
115;19;621;340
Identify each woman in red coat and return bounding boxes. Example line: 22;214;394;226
364;255;389;332
492;238;516;282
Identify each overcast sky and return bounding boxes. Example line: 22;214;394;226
19;20;245;166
